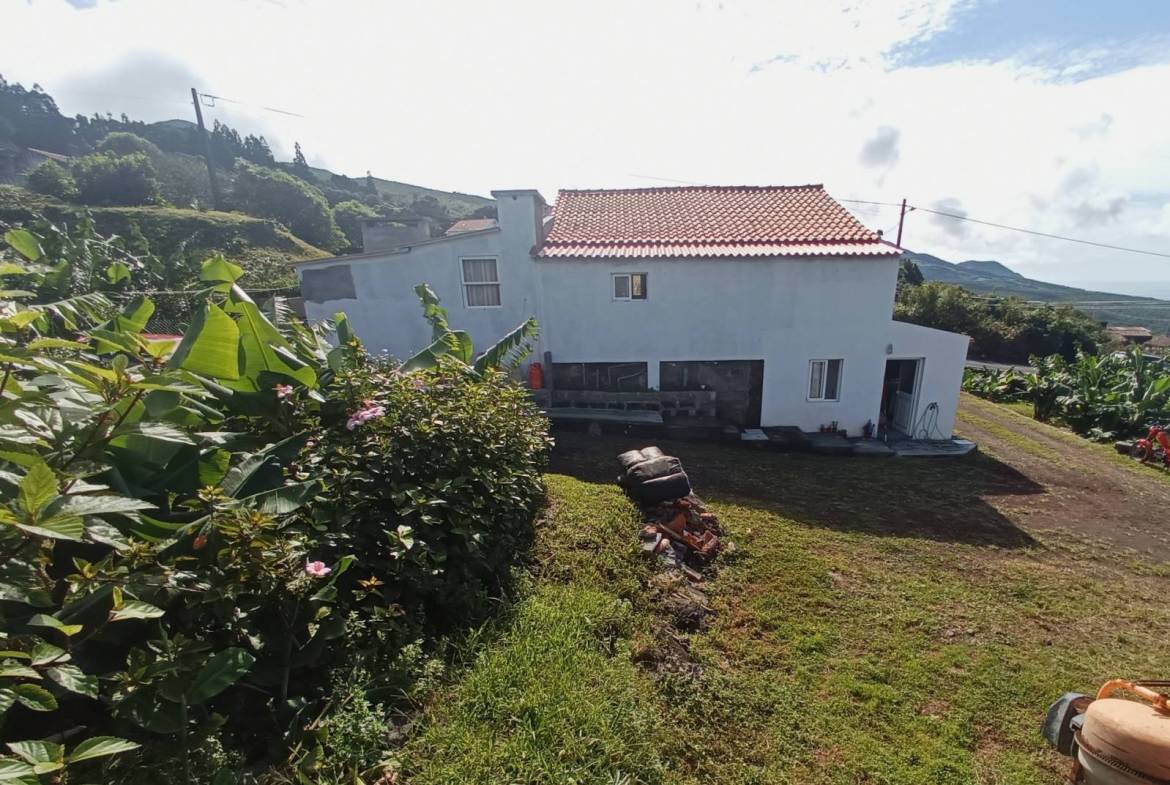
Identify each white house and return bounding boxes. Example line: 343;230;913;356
294;185;969;438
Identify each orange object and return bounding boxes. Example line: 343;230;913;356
527;362;544;390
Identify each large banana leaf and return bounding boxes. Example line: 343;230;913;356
473;318;539;375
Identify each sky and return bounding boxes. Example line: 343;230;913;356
3;0;1170;292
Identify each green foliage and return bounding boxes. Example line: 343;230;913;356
24;160;77;201
72;152;160;206
331;199;377;251
291;141;311;181
963;348;1170;439
96;131;162;158
230;162;344;251
0;223;551;783
896;281;1104;364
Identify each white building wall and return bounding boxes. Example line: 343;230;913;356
884;320;971;438
297;191;969;437
537;255;906;433
298;190;546;363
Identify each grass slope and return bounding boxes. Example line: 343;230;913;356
403;421;1170;784
0;185;328;287
907;250;1170;335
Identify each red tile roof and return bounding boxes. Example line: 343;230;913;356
538;185;900;259
446;218;498;235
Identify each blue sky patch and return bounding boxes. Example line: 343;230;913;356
889;0;1170;80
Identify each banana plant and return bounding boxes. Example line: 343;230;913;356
401;284;538;374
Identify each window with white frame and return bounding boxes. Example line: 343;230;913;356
808;359;843;401
613;272;648;301
461;257;500;307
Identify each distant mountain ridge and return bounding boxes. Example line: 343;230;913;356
905;250;1170;335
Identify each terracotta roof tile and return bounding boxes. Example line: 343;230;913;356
538;184;900;259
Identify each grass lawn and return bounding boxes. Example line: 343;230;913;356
401;399;1170;784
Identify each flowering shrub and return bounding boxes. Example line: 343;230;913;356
0;224;549;784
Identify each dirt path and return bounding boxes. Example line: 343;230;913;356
955;393;1170;564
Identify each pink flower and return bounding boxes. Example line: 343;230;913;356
346;401;386;430
275;383;294;399
305;560;332;578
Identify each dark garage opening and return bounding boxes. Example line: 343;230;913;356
659;360;765;427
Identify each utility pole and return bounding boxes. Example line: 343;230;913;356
190;88;223;210
895;198;908;247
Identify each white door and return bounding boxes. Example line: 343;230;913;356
893;390;915;433
892;359;921;434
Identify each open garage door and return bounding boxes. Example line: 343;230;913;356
659;360;764;427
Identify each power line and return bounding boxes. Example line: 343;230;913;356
910;205;1170;259
838;198;1170;260
198;93;306;118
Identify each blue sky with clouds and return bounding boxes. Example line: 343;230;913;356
892;0;1170;80
3;0;1170;290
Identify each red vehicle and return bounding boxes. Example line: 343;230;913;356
1133;424;1170;467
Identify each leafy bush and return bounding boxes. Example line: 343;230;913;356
0;224;547;783
964;348;1170;439
95;133;211;208
25;159;77;200
72;151;160;206
230;162;344;251
896;281;1103;364
96;131;163;158
332;199;377;251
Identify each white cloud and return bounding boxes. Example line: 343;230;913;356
1;0;1167;283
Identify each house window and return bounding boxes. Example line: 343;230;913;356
808;359;843;401
462;257;500;307
613;273;647;301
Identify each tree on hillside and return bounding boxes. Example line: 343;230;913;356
25;159;78;200
211;120;246;168
470;205;498;219
242;133;275;166
231;161;344;250
72;152;160;206
333;199;377;251
895;281;1103;363
96;131;163;158
292;141;312;180
0;75;75;152
364;170;378;195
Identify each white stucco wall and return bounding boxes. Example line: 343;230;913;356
296;191;969;437
298;190;547;363
883;320;971;438
538;255;910;434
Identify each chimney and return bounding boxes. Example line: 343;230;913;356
359;215;434;252
491;190;548;248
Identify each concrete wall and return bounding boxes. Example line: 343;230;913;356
884;320;970;438
360;217;434;252
297;190;968;437
299;190;547;363
537;255;907;433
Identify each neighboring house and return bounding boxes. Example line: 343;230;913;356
1106;325;1153;345
295;184;969;438
446;218;498;235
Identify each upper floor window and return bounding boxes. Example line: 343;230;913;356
613;273;648;301
808;359;843;401
462;257;500;307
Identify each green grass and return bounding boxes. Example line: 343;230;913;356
401;439;1170;784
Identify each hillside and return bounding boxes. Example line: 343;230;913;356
0;185;329;288
132;119;494;217
906;250;1170;335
